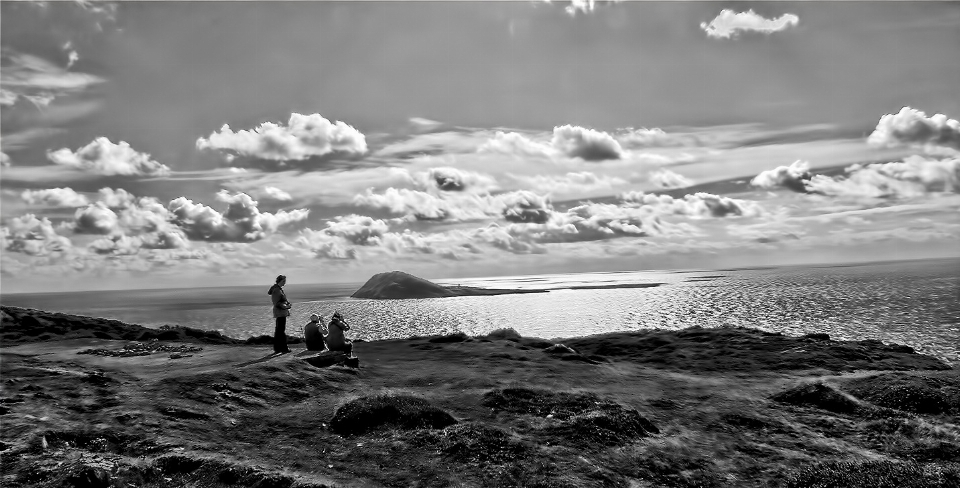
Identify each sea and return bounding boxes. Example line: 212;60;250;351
2;258;959;365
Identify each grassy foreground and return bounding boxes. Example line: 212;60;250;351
1;305;958;487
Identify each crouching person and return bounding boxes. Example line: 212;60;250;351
304;314;326;352
326;312;354;357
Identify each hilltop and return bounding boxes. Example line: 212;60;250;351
350;270;546;299
1;306;958;488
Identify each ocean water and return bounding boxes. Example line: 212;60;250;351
3;258;959;364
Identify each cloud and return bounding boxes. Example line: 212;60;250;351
20;187;89;207
1;214;73;256
478;131;555;158
501;191;553;224
868;107;960;152
750;160;811;192
548;0;620;17
47;137;171;177
1;152;10;167
73;202;119;234
262;186;293;201
197;112;368;163
322;214;391;245
480;125;623;161
508;171;628;199
423;167;497;192
408;117;444;133
701;9;799;39
620;191;764;218
615;128;701;148
805;156;960;198
168;190;309;242
551;125;623;161
294;229;359;260
0;49;104;107
649;169;693;189
97;187;138;208
89;233;142;255
353;187;556;223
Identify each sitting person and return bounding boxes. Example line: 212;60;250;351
326;312;354;357
303;313;327;351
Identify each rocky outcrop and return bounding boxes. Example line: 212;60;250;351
350;271;546;299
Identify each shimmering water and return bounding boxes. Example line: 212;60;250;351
3;258;959;364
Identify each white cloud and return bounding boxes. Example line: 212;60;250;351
97;187;138;208
74;202;120;234
620;191;764;218
89;233;142;255
196;112;368;162
701;9;799;39
479;125;623;161
47;137;171;177
294;229;359;260
0;152;10;167
551;125;623;161
0;50;104;107
616;128;700;148
478;131;555;158
508;171;628;199
868;107;960;152
20;187;90;207
2;214;73;256
168;190;309;242
501;191;553;224
750;160;811;192
262;186;293;201
805;156;960;198
649;169;693;189
323;214;391;245
353;187;556;223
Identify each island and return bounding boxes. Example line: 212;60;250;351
1;305;958;488
350;270;548;299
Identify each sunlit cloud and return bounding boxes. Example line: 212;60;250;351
262;186;293;201
868;107;960;152
47;137;171;177
197;112;368;165
649;169;693;189
21;187;90;207
0;49;104;107
751;160;811;192
1;214;73;256
701;9;799;39
805;156;960;199
168;190;309;242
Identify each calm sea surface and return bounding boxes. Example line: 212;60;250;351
3;258;959;364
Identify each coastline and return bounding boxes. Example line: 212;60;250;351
1;306;958;487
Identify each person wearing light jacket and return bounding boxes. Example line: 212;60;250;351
267;274;292;354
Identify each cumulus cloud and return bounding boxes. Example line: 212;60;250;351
89;233;142;255
478;131;555;158
424;167;496;192
549;0;620;17
294;229;359;260
479;125;623;161
196;112;368;163
74;202;120;234
322;215;391;245
2;214;73;256
620;191;764;218
47;137;171;177
868;107;960;152
21;187;90;207
750;160;811;192
168;190;309;242
96;187;138;208
354;187;556;223
262;186;293;201
551;125;623;161
1;152;10;167
805;156;960;198
501;191;553;224
649;169;693;189
701;9;799;39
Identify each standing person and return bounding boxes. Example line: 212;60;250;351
326;312;354;357
267;275;292;354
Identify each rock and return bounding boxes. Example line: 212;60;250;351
330;394;457;436
64;464;111;488
303;351;349;368
771;382;861;414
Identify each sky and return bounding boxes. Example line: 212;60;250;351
1;0;959;293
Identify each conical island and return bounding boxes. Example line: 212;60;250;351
351;271;546;299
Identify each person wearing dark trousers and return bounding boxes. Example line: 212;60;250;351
267;274;292;354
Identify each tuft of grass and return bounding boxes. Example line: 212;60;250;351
846;373;957;415
483;328;522;342
330;394;458;436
